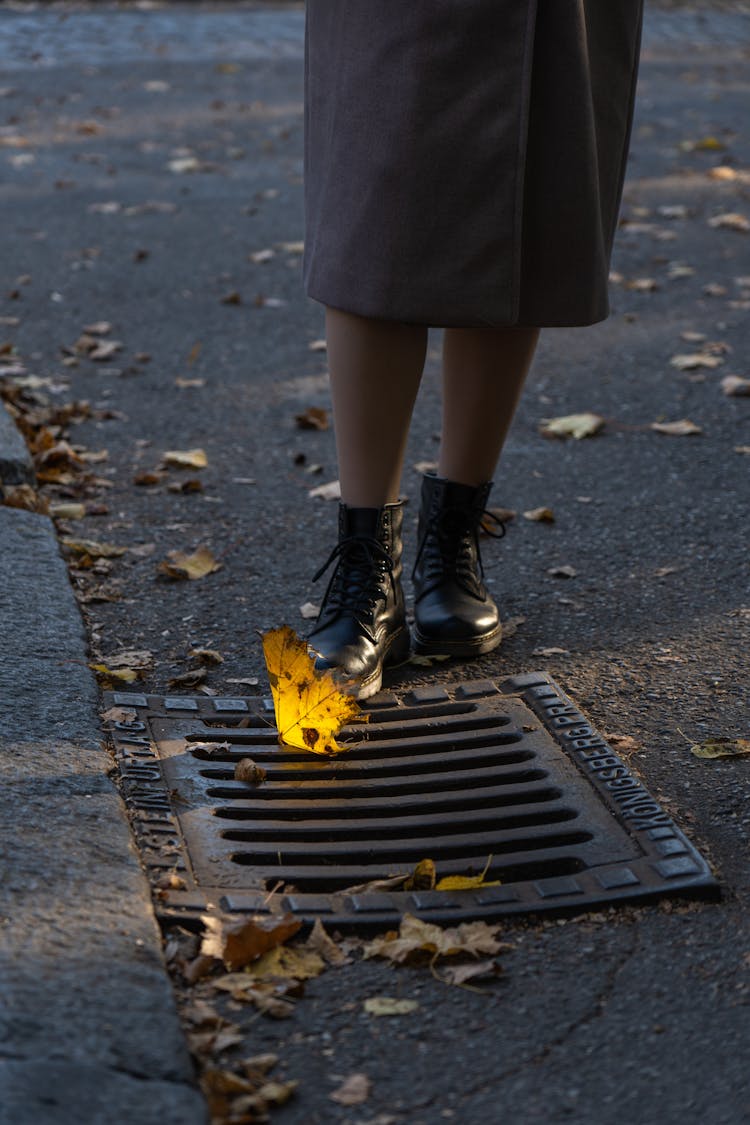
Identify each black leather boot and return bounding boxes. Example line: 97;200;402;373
412;474;505;656
308;502;410;699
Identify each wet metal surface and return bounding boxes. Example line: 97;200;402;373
106;673;717;928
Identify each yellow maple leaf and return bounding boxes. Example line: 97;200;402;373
261;625;365;755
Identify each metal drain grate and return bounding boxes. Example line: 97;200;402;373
106;673;717;927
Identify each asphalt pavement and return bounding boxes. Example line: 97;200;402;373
1;4;749;1124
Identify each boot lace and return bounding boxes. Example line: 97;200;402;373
412;506;505;599
312;536;396;629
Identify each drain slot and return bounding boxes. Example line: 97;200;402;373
220;806;579;842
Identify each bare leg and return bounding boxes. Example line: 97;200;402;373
325;306;428;506
438;326;540;486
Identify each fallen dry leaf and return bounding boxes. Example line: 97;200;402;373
721;375;750;397
167;478;203;494
308;479;341;501
540;412;604;440
162;448;208;469
212;976;296;1021
100;705;138;724
234;758;267;786
437;959;503;987
62;537;127;559
670;353;723;371
295;406;329;431
690;738;750;760
547;565;577;579
403;858;436;892
305;918;351;966
168;668;207;690
1;484;49;514
49;502;86;520
262;624;364;755
625;277;659;291
330;1074;371;1107
363;913;505;966
363;996;419;1017
708;212;750;233
89;662;140;685
134;470;165;486
107;649;153;671
435;855;500;892
602;732;643;758
158;545;222;580
532;646;570;657
523;507;555;523
735;446;750;455
201;912;302;971
650;419;702;436
254;945;325;981
189;648;224;665
683;135;725;151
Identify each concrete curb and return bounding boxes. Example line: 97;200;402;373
0;507;207;1125
0;401;34;486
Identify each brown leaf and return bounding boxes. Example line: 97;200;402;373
168;668;207;690
363;914;506;966
708;212;750;233
330;1074;371;1107
532;646;570;657
305;918;351;966
189;648;224;665
201;913;302;971
62;537;127;559
133;470;165;486
167;478;204;494
295;406;329;431
721;375;750;397
158;545;222;580
1;484;49;514
523;506;555;523
437;959;503;987
669;353;723;371
88;340;123;361
162;448;207;469
234;758;267;785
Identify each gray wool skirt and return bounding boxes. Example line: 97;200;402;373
303;1;644;329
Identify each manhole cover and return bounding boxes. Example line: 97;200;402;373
106;673;717;928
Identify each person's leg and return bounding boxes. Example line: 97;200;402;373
325;306;428;504
438;325;540;485
309;307;428;698
413;325;540;656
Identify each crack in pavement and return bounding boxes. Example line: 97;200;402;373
456;922;642;1100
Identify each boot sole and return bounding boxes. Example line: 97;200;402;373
412;623;503;659
349;626;411;701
